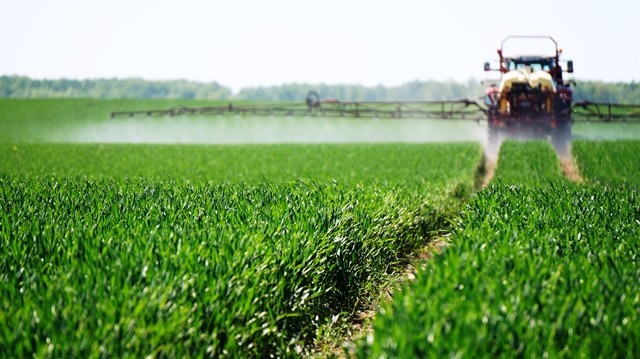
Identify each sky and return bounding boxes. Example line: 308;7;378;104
1;0;638;92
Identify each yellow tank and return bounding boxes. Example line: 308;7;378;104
529;70;556;93
499;69;528;93
499;68;556;93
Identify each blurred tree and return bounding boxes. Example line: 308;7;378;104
0;76;233;99
1;76;639;103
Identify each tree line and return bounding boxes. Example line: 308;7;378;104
1;75;638;103
571;81;640;104
0;76;232;99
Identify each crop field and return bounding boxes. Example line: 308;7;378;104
358;141;640;357
2;98;640;357
1;173;479;357
0;99;483;357
0;143;479;187
572;140;640;186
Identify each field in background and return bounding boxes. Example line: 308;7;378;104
0;143;480;188
4;99;640;145
0;98;486;144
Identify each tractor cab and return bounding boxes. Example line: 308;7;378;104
485;36;573;87
505;57;554;71
502;56;568;86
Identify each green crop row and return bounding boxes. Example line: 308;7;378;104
494;140;565;185
0;179;421;356
358;142;640;358
0;142;482;357
573;140;640;186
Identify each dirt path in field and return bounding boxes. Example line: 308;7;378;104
559;155;583;183
324;237;450;358
323;154;496;357
557;146;584;183
478;141;502;188
330;151;494;350
480;159;497;188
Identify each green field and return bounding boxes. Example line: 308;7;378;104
572;140;640;186
2;98;640;357
0;142;479;187
357;141;640;358
0;99;482;356
0;175;477;357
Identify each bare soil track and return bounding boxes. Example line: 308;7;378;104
559;154;584;183
480;159;497;188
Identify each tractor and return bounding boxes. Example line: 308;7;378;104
483;36;574;154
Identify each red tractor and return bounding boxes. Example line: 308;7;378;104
483;36;574;154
